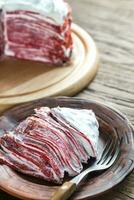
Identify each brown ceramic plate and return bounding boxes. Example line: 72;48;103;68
0;97;133;200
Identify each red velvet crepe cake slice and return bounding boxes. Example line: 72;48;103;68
0;107;99;184
0;0;73;66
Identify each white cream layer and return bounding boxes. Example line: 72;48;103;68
52;107;99;157
0;0;69;24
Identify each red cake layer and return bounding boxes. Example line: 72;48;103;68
0;107;99;184
0;7;72;65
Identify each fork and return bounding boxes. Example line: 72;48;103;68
50;138;120;200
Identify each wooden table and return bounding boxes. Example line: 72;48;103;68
0;0;134;199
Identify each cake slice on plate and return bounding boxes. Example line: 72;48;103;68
0;106;99;184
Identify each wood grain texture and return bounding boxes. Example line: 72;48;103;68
68;1;134;200
0;0;134;199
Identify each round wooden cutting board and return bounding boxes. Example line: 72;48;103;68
0;97;133;200
0;24;99;112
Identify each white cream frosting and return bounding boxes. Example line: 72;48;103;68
52;107;99;157
0;0;69;24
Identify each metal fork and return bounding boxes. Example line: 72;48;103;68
50;138;120;200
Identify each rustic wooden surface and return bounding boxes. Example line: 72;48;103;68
0;0;134;199
71;0;134;200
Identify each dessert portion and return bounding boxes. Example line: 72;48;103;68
0;107;99;184
0;0;73;66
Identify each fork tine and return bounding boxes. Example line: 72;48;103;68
97;139;111;164
97;139;111;163
106;137;122;166
105;142;120;167
98;138;115;164
104;139;118;165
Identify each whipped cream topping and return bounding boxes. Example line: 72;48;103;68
52;107;99;157
0;0;69;24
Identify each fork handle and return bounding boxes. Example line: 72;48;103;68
50;182;76;200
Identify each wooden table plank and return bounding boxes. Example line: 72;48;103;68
0;0;134;199
69;0;134;200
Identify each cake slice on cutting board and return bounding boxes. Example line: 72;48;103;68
0;0;73;67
